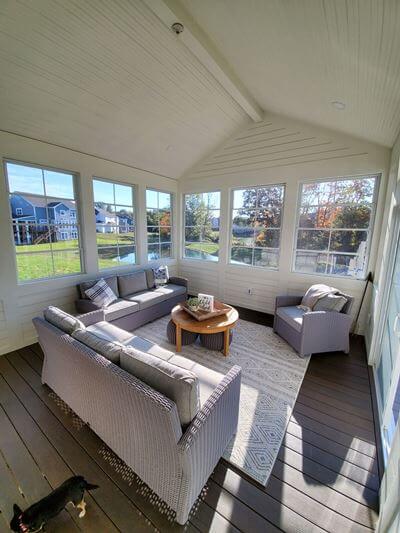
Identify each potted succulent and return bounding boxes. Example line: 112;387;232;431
187;297;200;312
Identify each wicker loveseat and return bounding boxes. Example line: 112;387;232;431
33;308;241;525
273;292;354;357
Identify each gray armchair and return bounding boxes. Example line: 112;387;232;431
273;293;354;357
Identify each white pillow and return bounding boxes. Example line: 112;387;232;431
313;294;347;312
85;278;117;308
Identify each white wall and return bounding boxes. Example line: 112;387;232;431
179;112;390;333
0;131;178;355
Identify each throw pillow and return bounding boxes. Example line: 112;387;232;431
153;265;169;286
85;278;117;308
44;306;85;334
313;294;348;313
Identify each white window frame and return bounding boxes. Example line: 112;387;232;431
15;207;23;216
292;174;380;279
228;184;285;270
92;177;137;270
4;159;84;283
146;188;174;262
182;190;221;262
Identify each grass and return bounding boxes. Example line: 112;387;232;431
185;242;219;254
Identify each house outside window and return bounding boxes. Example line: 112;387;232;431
230;185;285;269
5;161;82;281
293;175;379;278
146;189;173;260
183;192;220;262
93;178;136;269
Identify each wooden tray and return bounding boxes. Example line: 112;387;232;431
181;300;231;321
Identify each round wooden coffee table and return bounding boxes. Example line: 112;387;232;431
171;303;239;356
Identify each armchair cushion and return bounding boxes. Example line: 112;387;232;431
276;306;306;332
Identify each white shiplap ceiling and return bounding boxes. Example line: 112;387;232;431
0;0;249;177
181;0;400;148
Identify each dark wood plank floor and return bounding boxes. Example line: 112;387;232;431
0;329;380;532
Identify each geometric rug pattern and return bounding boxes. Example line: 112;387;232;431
135;317;310;485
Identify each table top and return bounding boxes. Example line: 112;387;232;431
171;302;239;333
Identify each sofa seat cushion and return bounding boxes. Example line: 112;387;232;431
79;276;119;300
44;306;85;334
72;328;122;364
104;298;139;321
276;306;305;332
154;284;186;299
120;347;199;426
118;271;148;298
87;321;135;344
125;335;175;361
124;289;166;310
168;355;224;407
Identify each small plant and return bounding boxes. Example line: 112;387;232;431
187;297;199;311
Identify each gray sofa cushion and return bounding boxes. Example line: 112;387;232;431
79;276;119;300
72;328;122;364
168;355;224;407
276;306;306;332
154;284;186;299
125;335;174;361
124;289;166;310
118;271;148;297
104;298;139;321
120;347;200;426
313;294;348;312
86;321;134;343
44;306;85;334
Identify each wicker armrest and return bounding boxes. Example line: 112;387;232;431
169;276;188;288
302;310;352;330
77;309;105;326
75;298;102;314
275;295;302;309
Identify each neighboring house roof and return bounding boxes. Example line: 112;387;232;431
11;193;76;210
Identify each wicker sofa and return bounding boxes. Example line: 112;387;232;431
273;292;354;357
33;308;241;525
75;269;187;331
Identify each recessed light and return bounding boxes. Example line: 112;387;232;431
331;100;346;110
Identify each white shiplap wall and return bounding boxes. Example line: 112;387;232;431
0;131;178;355
179;113;390;333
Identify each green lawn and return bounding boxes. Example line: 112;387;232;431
185;242;219;254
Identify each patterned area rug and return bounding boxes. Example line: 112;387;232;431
135;317;310;485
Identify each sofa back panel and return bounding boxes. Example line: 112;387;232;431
79;276;119;300
120;346;200;426
118;271;148;297
146;269;155;289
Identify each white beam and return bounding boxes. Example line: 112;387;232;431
143;0;264;122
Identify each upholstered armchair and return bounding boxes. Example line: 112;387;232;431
273;293;354;357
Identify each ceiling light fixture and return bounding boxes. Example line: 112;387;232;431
331;100;346;110
171;22;184;34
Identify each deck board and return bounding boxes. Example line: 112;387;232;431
0;330;380;532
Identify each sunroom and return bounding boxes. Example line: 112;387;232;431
0;1;399;532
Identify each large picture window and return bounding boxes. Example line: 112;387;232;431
93;179;136;269
5;161;82;281
146;189;173;261
184;192;220;261
230;185;284;268
294;175;379;278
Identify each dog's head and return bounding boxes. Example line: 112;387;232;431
10;504;41;533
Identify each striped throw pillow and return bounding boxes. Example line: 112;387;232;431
85;278;117;308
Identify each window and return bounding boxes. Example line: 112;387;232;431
59;210;66;216
294;175;379;278
146;189;173;260
5;161;82;282
93;178;136;269
230;185;284;268
184;192;220;261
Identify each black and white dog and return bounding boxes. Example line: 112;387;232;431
10;476;98;532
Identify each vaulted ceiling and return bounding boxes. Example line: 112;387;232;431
0;0;249;178
1;0;400;180
181;0;400;148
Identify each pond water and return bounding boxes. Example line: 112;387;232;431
184;247;218;262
